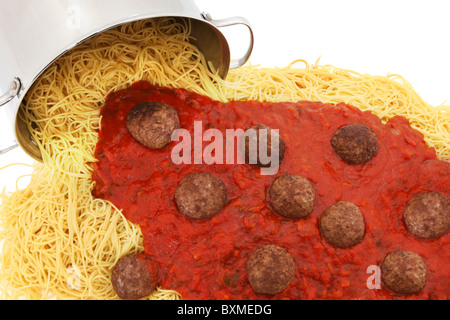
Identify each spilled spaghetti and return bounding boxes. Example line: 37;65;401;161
0;17;449;300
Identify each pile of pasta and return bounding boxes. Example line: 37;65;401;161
0;17;448;299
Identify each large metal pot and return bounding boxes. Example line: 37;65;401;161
0;0;253;162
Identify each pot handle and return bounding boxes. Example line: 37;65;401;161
0;78;21;155
0;78;21;107
202;12;254;69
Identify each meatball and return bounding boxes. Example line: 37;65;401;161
269;175;315;219
331;124;378;164
126;101;180;149
403;192;449;239
243;124;286;168
319;201;365;248
381;250;427;295
111;253;158;300
175;172;227;220
246;245;296;295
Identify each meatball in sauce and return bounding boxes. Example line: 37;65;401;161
319;201;365;248
269;175;315;219
403;192;449;239
331;124;378;164
126;101;180;149
381;250;427;295
111;253;158;300
243;124;286;168
175;172;227;220
246;245;296;295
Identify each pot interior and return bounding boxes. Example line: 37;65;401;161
15;16;230;162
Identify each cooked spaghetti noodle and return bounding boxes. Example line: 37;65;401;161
0;17;448;300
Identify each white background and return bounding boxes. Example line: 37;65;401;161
1;0;450;193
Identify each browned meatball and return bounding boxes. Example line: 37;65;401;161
269;175;315;219
175;172;227;220
243;124;286;168
381;250;427;295
403;192;449;239
319;201;365;248
331;124;378;164
246;245;296;295
111;253;158;300
126;101;180;149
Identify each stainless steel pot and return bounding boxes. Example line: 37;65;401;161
0;0;253;162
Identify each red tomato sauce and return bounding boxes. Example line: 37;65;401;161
92;81;449;300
